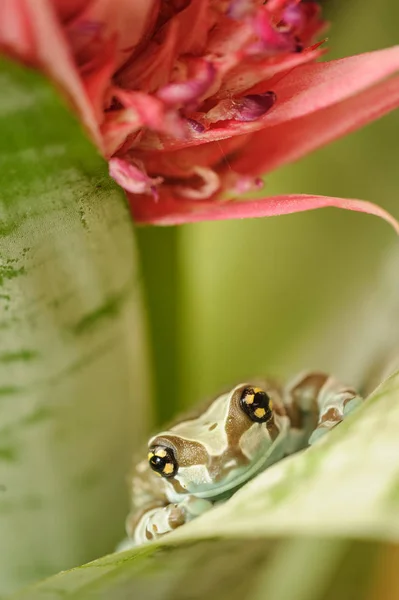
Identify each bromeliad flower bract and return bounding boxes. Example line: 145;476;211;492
2;0;399;229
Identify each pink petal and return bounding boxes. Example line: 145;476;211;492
79;35;117;124
265;0;290;11
134;135;247;179
231;74;399;176
168;0;214;56
52;0;87;22
116;16;178;93
260;46;399;126
205;13;254;58
151;46;399;152
116;0;211;91
217;46;324;99
253;9;297;54
60;0;157;70
101;113;143;158
0;0;102;150
227;0;257;20
106;88;186;155
157;60;216;108
280;4;306;31
109;157;163;198
130;193;399;233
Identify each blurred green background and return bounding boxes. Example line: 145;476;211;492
137;0;399;425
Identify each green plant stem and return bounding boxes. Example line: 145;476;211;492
136;226;181;425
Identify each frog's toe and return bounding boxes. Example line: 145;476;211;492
308;427;330;446
343;396;363;416
182;497;213;519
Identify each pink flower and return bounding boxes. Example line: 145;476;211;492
1;0;399;230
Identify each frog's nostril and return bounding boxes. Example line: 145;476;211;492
208;423;218;431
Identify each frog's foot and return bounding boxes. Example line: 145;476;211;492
309;394;363;446
343;395;363;416
133;497;213;545
180;496;213;520
308;426;331;445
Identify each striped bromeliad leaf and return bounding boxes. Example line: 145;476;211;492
0;58;150;594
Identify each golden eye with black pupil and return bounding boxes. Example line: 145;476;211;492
240;386;273;423
148;445;178;478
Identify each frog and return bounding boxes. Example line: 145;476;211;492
123;371;363;547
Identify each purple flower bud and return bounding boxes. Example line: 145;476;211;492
227;0;255;20
233;91;276;122
282;5;305;31
186;118;206;133
157;62;216;108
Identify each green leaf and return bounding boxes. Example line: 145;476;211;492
11;371;399;600
11;538;383;600
0;58;150;594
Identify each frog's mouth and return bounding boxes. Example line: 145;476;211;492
179;416;290;500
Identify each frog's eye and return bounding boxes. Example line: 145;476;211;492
148;445;178;478
239;387;273;423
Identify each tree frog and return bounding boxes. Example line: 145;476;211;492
123;371;362;547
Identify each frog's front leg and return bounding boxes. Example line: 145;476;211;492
130;496;213;545
284;372;363;450
308;375;363;444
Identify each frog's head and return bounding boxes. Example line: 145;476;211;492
147;383;288;499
